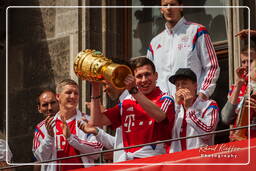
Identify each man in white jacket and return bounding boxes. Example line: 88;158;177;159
32;79;102;171
147;0;220;100
33;89;59;171
79;81;129;163
169;68;219;152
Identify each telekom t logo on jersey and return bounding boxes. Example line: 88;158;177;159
124;114;135;133
56;134;66;151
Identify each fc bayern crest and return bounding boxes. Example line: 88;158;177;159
181;35;189;42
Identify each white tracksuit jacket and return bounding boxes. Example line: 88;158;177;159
147;17;220;98
170;97;219;153
94;90;129;162
32;109;103;171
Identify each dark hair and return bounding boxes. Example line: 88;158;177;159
129;56;156;73
161;0;183;5
176;0;183;4
37;89;56;105
56;79;78;94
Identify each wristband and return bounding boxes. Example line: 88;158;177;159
91;95;102;99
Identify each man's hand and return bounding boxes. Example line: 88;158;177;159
235;29;256;39
123;74;136;91
45;116;54;137
235;67;247;87
60;115;71;139
77;118;98;136
175;88;194;109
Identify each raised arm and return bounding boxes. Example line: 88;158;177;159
32;117;54;161
124;74;168;122
89;82;112;127
221;67;246;125
235;29;256;39
134;92;166;122
228;67;246;105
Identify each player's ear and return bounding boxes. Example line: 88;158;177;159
37;105;41;113
155;71;158;80
160;8;164;15
56;94;60;101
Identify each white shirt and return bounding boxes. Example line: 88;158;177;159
95;90;129;162
147;17;220;98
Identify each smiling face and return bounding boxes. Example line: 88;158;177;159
160;0;183;28
56;84;79;111
134;64;158;95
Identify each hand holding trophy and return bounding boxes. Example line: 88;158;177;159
73;49;132;89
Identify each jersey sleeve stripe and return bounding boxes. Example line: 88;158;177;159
148;44;154;57
73;135;103;149
190;113;211;132
161;99;171;113
206;34;218;89
35;126;45;139
160;96;174;113
189;108;217;132
202;102;219;118
206;35;218;88
201;35;219;90
160;96;174;103
37;120;45;127
209;109;218;132
33;131;41;150
201;35;216;90
192;27;208;51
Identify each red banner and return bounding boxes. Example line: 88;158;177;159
72;138;255;171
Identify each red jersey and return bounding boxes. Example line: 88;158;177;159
104;87;175;154
228;83;247;104
55;116;83;171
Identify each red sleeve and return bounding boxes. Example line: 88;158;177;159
155;96;175;141
159;96;175;129
166;101;175;132
104;104;122;129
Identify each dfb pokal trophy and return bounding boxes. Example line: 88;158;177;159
74;49;132;89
